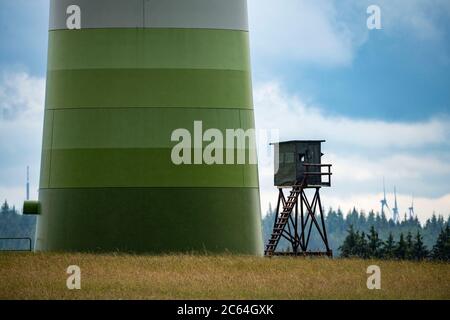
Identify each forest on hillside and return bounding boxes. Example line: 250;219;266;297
0;201;36;250
1;199;449;257
262;205;449;257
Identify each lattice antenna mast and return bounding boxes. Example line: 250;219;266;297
26;166;30;201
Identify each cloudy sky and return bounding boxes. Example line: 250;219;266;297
0;0;449;223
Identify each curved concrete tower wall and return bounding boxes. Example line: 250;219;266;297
37;0;263;254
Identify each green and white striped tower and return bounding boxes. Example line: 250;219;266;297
36;0;262;254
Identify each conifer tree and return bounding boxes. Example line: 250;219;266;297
405;232;414;260
383;233;396;259
367;226;383;258
357;231;369;258
431;226;450;261
395;233;407;259
412;231;428;260
339;225;358;258
1;200;9;214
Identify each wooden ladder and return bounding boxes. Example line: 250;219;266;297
264;186;302;256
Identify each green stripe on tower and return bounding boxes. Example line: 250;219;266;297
37;188;261;254
46;69;253;109
47;148;259;188
48;108;256;149
48;29;251;71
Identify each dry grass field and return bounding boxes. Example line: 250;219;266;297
0;253;449;300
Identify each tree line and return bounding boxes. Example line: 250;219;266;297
262;205;450;258
339;225;449;261
1;198;449;258
0;200;36;250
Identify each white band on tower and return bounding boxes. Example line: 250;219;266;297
49;0;249;31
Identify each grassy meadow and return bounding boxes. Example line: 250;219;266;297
0;253;449;300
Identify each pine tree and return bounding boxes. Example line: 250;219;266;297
437;215;445;228
358;213;367;232
357;231;369;258
383;233;396;259
367;226;383;258
431;226;450;261
413;216;420;228
326;209;339;233
412;231;428;260
1;200;9;214
395;233;407;259
367;211;376;228
333;208;345;233
380;211;388;228
339;225;358;258
405;232;414;260
429;214;439;233
346;209;359;230
375;212;381;228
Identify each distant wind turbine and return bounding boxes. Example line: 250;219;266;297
408;196;415;219
380;178;391;217
392;186;399;223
